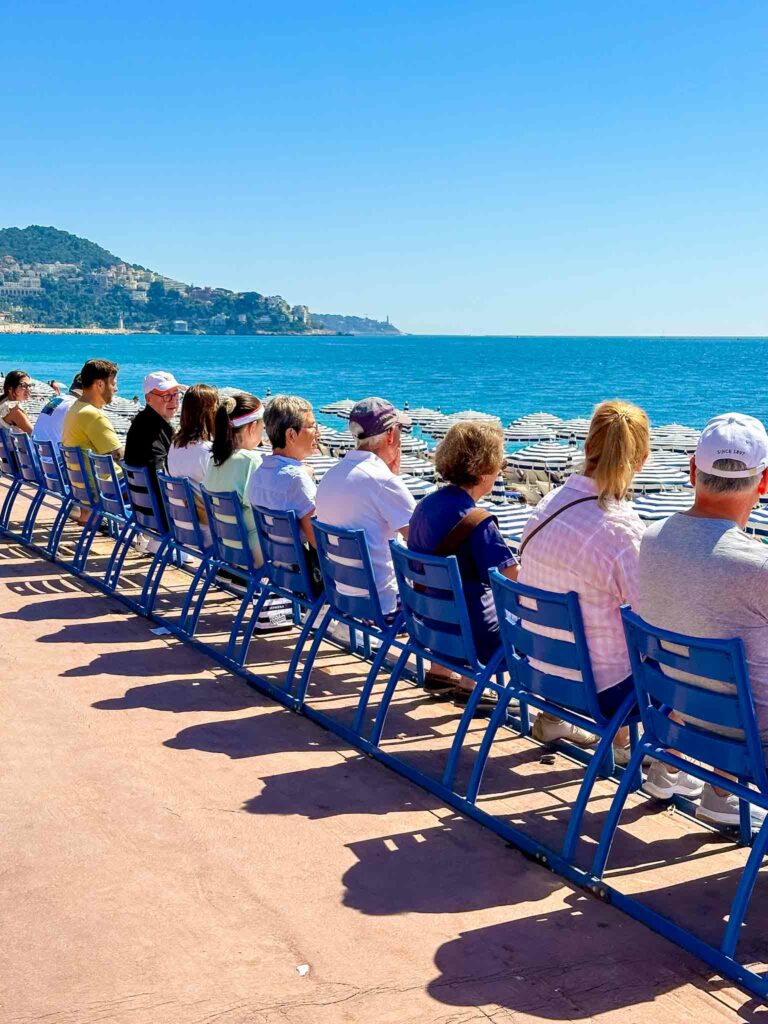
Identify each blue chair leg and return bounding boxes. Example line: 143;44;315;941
369;647;411;746
46;497;74;558
103;520;138;588
0;478;22;531
225;581;260;661
738;781;752;848
234;587;273;667
293;606;338;705
284;595;327;694
721;814;768;957
465;687;520;802
139;537;173;614
591;742;649;879
442;650;505;790
351;624;401;735
561;696;636;862
20;487;45;543
73;508;105;572
182;559;220;636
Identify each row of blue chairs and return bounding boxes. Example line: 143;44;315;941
1;426;767;997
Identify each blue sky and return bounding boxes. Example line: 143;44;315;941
2;1;767;334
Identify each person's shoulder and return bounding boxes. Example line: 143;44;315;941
599;501;646;545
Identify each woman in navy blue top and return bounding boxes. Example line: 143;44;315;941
408;421;518;689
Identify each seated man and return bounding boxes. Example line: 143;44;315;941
33;373;82;450
61;359;122;522
315;396;413;617
638;412;768;826
247;394;320;547
124;370;184;527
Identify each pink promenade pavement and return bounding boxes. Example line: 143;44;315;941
0;535;762;1024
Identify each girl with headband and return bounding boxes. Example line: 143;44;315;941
203;392;266;562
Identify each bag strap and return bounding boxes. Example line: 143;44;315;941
518;495;599;560
433;507;495;557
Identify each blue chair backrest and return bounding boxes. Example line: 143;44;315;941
314;520;386;627
490;570;604;722
158;472;208;552
0;428;19;480
391;542;479;668
88;453;130;518
253;504;317;596
202;487;258;573
33;439;69;496
622;607;768;789
9;431;41;485
60;445;98;507
122;463;167;536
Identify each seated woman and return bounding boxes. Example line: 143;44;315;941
517;399;648;759
408;420;518;703
168;383;218;490
247;394;319;546
0;370;33;434
202;392;265;565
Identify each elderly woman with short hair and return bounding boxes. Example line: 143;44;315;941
407;420;518;702
246;394;320;547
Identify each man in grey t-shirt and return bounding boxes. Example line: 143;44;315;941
638;412;768;827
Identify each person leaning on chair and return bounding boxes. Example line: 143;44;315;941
639;412;768;828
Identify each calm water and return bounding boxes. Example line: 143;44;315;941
1;333;765;428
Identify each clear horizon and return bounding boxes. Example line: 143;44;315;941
3;1;767;335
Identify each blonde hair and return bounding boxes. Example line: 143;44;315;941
583;399;649;506
435;421;505;487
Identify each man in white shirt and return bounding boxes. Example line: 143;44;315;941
32;374;82;449
315;396;414;616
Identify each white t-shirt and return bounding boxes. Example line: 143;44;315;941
32;394;77;447
246;453;317;519
167;440;213;490
0;399;23;430
314;449;416;615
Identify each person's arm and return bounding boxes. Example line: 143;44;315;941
290;470;318;547
381;477;416;539
91;411;123;463
6;405;32;434
501;562;519;581
469;517;518;584
299;511;317;548
108;446;125;463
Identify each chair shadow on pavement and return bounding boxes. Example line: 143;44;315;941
93;675;262;714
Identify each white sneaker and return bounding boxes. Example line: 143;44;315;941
531;713;599;748
643;760;703;800
695;784;767;828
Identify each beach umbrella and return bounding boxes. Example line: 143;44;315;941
555;417;591;440
650;424;700;453
477;499;535;553
504;412;562;442
632;492;692;522
508;441;581;476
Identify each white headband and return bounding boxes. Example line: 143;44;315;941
231;408;264;428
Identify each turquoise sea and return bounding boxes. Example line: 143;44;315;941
1;333;765;429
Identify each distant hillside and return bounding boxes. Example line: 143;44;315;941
0;225;122;270
312;313;401;335
0;226;399;336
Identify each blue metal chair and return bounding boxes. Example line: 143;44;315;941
157;472;213;635
0;427;22;532
7;431;45;543
294;521;409;744
590;608;768;996
113;463;173;613
59;444;103;571
251;504;325;689
370;543;507;786
464;571;640;861
32;439;75;557
87;452;132;584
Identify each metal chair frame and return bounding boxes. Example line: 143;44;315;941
0;427;22;531
31;438;75;558
59;445;105;572
589;608;768;997
157;472;213;635
7;431;46;544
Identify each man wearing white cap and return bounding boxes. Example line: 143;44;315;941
638;413;768;826
124;370;185;527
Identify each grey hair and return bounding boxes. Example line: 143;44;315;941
698;458;761;494
356;431;391;452
263;394;312;448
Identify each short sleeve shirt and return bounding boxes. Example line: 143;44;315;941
203;448;264;562
32;394;77;447
246;453;317;519
167;440;213;490
61;399;120;456
314;450;416;614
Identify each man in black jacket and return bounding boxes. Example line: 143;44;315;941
124;370;184;530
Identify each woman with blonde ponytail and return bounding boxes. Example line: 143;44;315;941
202;392;265;562
517;399;649;759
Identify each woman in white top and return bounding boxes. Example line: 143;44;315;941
0;370;33;434
167;383;218;489
517;399;649;760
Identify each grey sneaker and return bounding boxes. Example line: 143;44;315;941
695;784;767;828
643;760;704;800
531;713;599;748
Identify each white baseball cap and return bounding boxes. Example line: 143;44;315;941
695;413;768;478
143;370;185;395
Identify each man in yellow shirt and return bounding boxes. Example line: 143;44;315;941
62;358;124;522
